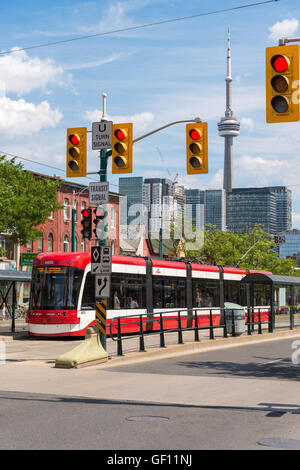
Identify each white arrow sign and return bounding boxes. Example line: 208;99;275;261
95;274;111;298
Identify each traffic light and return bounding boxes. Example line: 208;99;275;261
66;127;87;177
186;122;208;174
81;207;92;239
266;45;299;123
93;206;105;238
112;123;133;174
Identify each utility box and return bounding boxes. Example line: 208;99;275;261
224;302;245;336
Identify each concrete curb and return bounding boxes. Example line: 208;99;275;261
93;329;300;369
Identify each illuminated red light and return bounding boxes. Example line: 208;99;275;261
82;209;90;218
190;129;201;140
115;129;126;140
272;55;289;73
70;134;80;145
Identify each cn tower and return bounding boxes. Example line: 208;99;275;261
218;29;240;193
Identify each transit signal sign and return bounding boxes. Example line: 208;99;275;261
266;44;300;123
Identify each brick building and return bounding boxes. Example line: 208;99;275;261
18;173;121;263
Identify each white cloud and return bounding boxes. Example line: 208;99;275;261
84;110;155;134
235;154;285;187
292;212;300;228
0;48;65;96
64;54;123;71
80;2;133;34
0;97;62;138
240;117;254;132
269;18;299;43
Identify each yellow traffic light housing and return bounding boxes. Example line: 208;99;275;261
66;127;87;177
266;44;299;123
112;123;133;174
186;122;208;174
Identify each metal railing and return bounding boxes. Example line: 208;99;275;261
109;307;272;356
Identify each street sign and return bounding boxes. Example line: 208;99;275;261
100;246;112;274
89;182;109;206
91;245;112;274
21;253;38;266
91;246;101;274
92;121;113;150
95;274;111;298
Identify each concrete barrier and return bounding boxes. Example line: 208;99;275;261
55;327;108;368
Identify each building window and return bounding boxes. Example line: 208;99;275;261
37;237;43;253
64;198;70;220
111;240;115;255
111;206;116;229
48;233;54;252
26;240;33;252
48;211;54;220
81;201;86;220
81;238;86;252
64;235;69;252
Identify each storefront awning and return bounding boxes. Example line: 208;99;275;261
0;270;31;282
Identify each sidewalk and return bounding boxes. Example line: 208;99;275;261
2;324;300;368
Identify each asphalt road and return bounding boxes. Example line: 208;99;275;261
1;335;300;451
108;336;300;381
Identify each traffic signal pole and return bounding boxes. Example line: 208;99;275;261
97;94;110;350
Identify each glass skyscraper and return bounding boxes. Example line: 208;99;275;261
119;177;144;237
226;186;292;235
205;190;226;231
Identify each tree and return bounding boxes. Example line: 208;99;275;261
185;224;297;276
0;156;63;247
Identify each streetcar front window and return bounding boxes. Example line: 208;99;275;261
29;266;83;310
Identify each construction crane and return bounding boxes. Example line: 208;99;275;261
156;147;178;185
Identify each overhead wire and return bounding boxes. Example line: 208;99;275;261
0;149;119;188
0;0;279;56
0;0;280;190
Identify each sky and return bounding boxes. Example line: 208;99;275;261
1;0;300;227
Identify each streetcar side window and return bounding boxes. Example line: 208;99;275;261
192;279;220;308
224;280;247;306
108;273;146;309
81;272;95;309
153;276;186;309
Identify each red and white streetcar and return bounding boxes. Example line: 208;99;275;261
27;252;271;337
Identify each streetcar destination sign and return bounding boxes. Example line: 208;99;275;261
89;181;109;205
92;121;113;150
